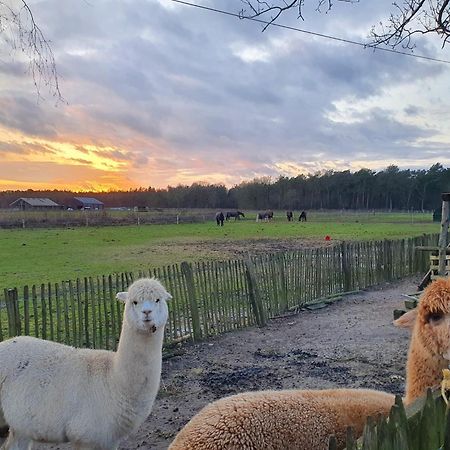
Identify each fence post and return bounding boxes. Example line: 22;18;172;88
180;262;202;341
4;288;21;337
244;257;266;327
438;193;450;276
278;254;288;312
340;242;351;292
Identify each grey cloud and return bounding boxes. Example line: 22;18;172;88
0;95;57;137
404;105;422;116
1;0;448;182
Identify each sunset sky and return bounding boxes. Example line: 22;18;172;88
1;0;450;191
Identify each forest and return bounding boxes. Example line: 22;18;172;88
1;164;449;211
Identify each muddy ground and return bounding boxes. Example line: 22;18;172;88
3;277;417;449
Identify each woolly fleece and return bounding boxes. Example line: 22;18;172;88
169;388;394;450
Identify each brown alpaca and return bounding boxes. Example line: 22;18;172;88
394;277;450;405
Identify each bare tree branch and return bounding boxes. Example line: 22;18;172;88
240;0;450;49
0;0;63;102
240;0;359;31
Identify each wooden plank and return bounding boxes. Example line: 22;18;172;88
76;279;83;347
416;246;450;253
107;275;117;349
55;283;62;342
62;281;70;344
438;200;450;275
32;286;38;338
23;286;29;336
0;290;4;341
84;278;90;347
40;284;47;340
101;276;109;349
244;257;266;327
48;283;54;341
180;262;202;341
96;276;103;348
89;277;97;348
69;280;77;347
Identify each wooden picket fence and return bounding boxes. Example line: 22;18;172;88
334;389;450;450
0;235;438;350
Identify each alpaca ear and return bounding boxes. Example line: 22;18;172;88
394;309;417;329
116;292;128;302
165;291;173;301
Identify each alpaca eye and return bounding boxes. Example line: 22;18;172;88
133;301;138;306
156;299;160;303
428;312;444;324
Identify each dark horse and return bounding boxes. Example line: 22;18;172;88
215;211;225;226
226;211;245;220
256;210;274;221
299;210;307;222
286;210;293;221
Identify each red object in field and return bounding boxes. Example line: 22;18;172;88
325;235;331;241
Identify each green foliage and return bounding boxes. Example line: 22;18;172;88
1;163;450;210
339;390;450;450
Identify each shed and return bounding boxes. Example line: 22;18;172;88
9;198;61;210
73;197;105;210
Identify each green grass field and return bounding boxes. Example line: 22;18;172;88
0;210;439;289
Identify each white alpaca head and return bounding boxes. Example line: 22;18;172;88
116;278;172;333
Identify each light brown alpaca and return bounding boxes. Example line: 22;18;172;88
394;277;450;405
169;278;450;450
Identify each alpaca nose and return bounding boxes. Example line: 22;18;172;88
142;309;152;317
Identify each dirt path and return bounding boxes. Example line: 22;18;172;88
3;277;417;449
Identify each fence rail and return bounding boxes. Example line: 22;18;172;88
0;235;437;350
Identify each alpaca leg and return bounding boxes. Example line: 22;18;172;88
1;429;32;450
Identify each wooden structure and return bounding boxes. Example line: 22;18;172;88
416;193;450;290
9;198;60;210
73;197;104;210
1;235;436;351
394;194;450;320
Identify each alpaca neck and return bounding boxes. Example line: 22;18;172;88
404;334;448;405
113;319;164;396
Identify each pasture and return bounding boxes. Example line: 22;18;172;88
0;210;438;289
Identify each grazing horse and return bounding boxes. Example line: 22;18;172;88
215;211;225;226
299;210;307;222
286;210;293;221
226;211;245;220
256;210;274;222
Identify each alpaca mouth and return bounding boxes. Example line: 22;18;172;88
142;320;157;333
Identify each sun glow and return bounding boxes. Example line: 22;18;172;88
0;126;133;191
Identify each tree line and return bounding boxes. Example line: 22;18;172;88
1;164;449;211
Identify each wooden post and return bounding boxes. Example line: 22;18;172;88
340;242;351;292
5;288;21;337
438;193;450;276
180;262;202;341
244;257;266;327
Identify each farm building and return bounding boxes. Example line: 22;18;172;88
9;198;61;210
73;197;105;210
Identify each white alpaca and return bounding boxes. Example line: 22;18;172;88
0;277;171;450
170;278;450;450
